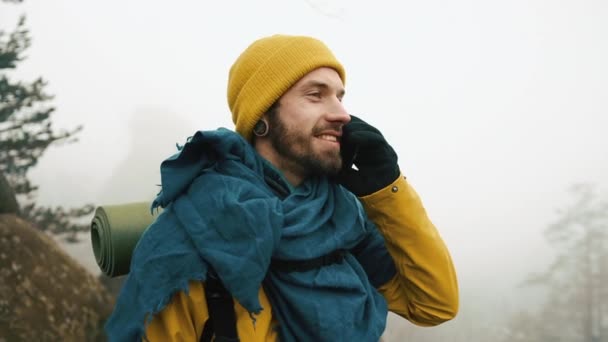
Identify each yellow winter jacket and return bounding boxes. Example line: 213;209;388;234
144;175;459;341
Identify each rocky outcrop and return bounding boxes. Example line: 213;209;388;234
0;214;115;341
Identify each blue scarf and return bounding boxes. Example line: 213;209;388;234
105;128;390;341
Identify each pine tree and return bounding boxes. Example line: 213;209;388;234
503;184;608;341
0;2;94;241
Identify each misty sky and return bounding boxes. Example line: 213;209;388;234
2;0;607;336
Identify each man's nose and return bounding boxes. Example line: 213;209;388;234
327;100;350;124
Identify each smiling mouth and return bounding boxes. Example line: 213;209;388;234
316;134;340;144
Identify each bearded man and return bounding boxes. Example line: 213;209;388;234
105;34;459;342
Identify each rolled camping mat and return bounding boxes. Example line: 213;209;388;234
90;202;161;277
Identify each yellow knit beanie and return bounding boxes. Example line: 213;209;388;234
227;34;346;142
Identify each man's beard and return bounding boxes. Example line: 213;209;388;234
267;112;342;177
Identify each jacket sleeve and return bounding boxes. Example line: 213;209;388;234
359;174;459;326
143;281;278;341
143;281;207;341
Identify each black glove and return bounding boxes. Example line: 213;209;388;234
337;115;400;196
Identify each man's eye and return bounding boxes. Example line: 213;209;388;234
308;92;322;98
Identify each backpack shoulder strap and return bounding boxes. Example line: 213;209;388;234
200;271;239;342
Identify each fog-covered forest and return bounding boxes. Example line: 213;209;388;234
1;0;607;340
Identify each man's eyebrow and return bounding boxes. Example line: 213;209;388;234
300;80;346;97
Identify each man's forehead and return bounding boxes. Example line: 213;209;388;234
296;68;345;90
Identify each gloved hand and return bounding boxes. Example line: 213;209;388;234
337;115;400;196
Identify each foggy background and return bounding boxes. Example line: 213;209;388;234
2;0;607;340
